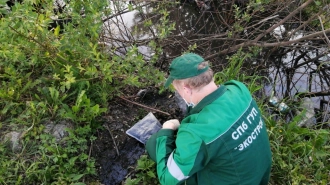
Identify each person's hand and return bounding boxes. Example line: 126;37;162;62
162;119;180;130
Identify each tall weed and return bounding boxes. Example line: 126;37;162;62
266;115;330;184
0;126;97;184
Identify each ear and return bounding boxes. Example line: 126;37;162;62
183;84;192;95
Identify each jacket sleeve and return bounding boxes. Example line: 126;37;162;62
155;128;207;185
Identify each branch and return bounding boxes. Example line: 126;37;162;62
8;25;48;50
297;90;330;98
318;15;330;46
251;15;279;28
104;124;120;156
294;51;329;69
101;2;152;23
118;96;171;116
253;0;314;42
204;28;330;60
8;25;69;65
288;9;323;37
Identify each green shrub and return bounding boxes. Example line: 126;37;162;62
125;155;160;185
0;1;165;184
0;0;165;125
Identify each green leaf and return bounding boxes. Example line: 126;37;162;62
128;3;133;11
69;173;84;181
125;177;141;185
54;25;61;36
49;87;59;102
75;90;86;107
147;170;156;178
1;102;16;115
72;105;79;113
69;156;78;166
53;156;58;163
0;0;8;4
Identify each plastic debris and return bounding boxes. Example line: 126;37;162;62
195;0;212;11
269;96;279;107
278;102;289;113
126;112;162;144
269;96;289;113
297;97;316;127
136;89;148;97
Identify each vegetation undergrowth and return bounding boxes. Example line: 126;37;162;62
0;0;169;184
125;48;330;185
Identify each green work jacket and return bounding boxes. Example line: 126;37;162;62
148;80;272;185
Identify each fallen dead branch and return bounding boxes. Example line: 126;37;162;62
104;124;120;156
118;96;171;116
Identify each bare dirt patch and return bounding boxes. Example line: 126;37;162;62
91;87;183;185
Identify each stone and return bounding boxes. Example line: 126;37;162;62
3;131;22;152
44;121;55;134
43;120;74;142
51;121;74;142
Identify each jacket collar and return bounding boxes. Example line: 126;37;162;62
186;85;227;116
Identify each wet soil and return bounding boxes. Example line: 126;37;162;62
91;87;183;185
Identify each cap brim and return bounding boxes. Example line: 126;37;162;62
164;76;174;88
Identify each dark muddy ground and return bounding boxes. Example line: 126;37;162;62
91;87;184;185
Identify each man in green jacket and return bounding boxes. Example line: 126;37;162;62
146;53;272;185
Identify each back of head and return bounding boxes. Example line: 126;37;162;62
165;53;214;90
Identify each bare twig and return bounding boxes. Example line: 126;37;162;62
317;15;330;46
88;140;93;161
254;15;279;27
288;9;323;37
104;124;120;156
83;140;93;183
118;96;171;116
297;90;330;98
204;28;330;60
253;0;314;42
102;2;152;23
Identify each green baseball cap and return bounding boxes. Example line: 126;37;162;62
164;53;209;88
